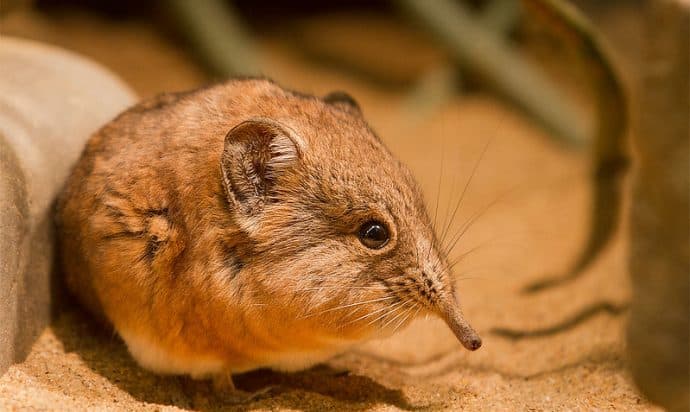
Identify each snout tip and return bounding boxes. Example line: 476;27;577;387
463;333;482;351
452;321;482;351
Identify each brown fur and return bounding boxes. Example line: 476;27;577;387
56;78;480;379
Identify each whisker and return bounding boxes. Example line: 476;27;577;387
380;302;413;330
442;190;507;257
455;275;486;282
392;304;418;334
299;285;387;292
366;300;407;327
432;138;445;234
453;267;504;280
398;305;423;334
342;301;401;326
437;149;461;253
447;238;526;274
389;308;411;334
301;295;397;318
439;138;492;246
429;139;450;262
444;241;493;273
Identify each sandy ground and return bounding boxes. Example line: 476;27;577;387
0;6;660;411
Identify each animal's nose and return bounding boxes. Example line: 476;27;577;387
420;271;438;294
467;335;482;350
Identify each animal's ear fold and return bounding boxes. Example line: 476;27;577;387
220;118;300;215
323;91;360;113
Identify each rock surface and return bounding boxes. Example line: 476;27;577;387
0;36;136;375
628;1;690;411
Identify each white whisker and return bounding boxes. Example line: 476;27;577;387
366;300;407;327
301;295;397;318
343;303;396;326
380;303;412;330
439;139;491;246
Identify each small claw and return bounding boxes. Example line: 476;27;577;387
211;373;278;404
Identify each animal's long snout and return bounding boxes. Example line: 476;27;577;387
438;298;482;351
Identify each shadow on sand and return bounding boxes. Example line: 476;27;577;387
51;307;418;411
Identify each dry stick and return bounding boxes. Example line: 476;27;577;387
168;0;259;76
396;0;588;147
481;0;522;34
491;301;628;339
519;0;628;293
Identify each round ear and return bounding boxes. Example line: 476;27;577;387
323;91;361;113
220;118;301;216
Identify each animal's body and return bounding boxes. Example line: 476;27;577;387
56;78;480;386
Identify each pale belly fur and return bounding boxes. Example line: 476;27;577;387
120;329;353;376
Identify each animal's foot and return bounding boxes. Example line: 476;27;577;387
213;372;279;404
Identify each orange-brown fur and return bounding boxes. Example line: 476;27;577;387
56;78;479;379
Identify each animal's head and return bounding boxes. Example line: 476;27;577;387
219;89;481;351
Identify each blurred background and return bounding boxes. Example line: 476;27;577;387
0;0;642;115
1;1;687;411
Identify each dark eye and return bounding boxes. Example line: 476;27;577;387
358;221;389;249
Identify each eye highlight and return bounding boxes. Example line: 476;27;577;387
358;220;389;249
